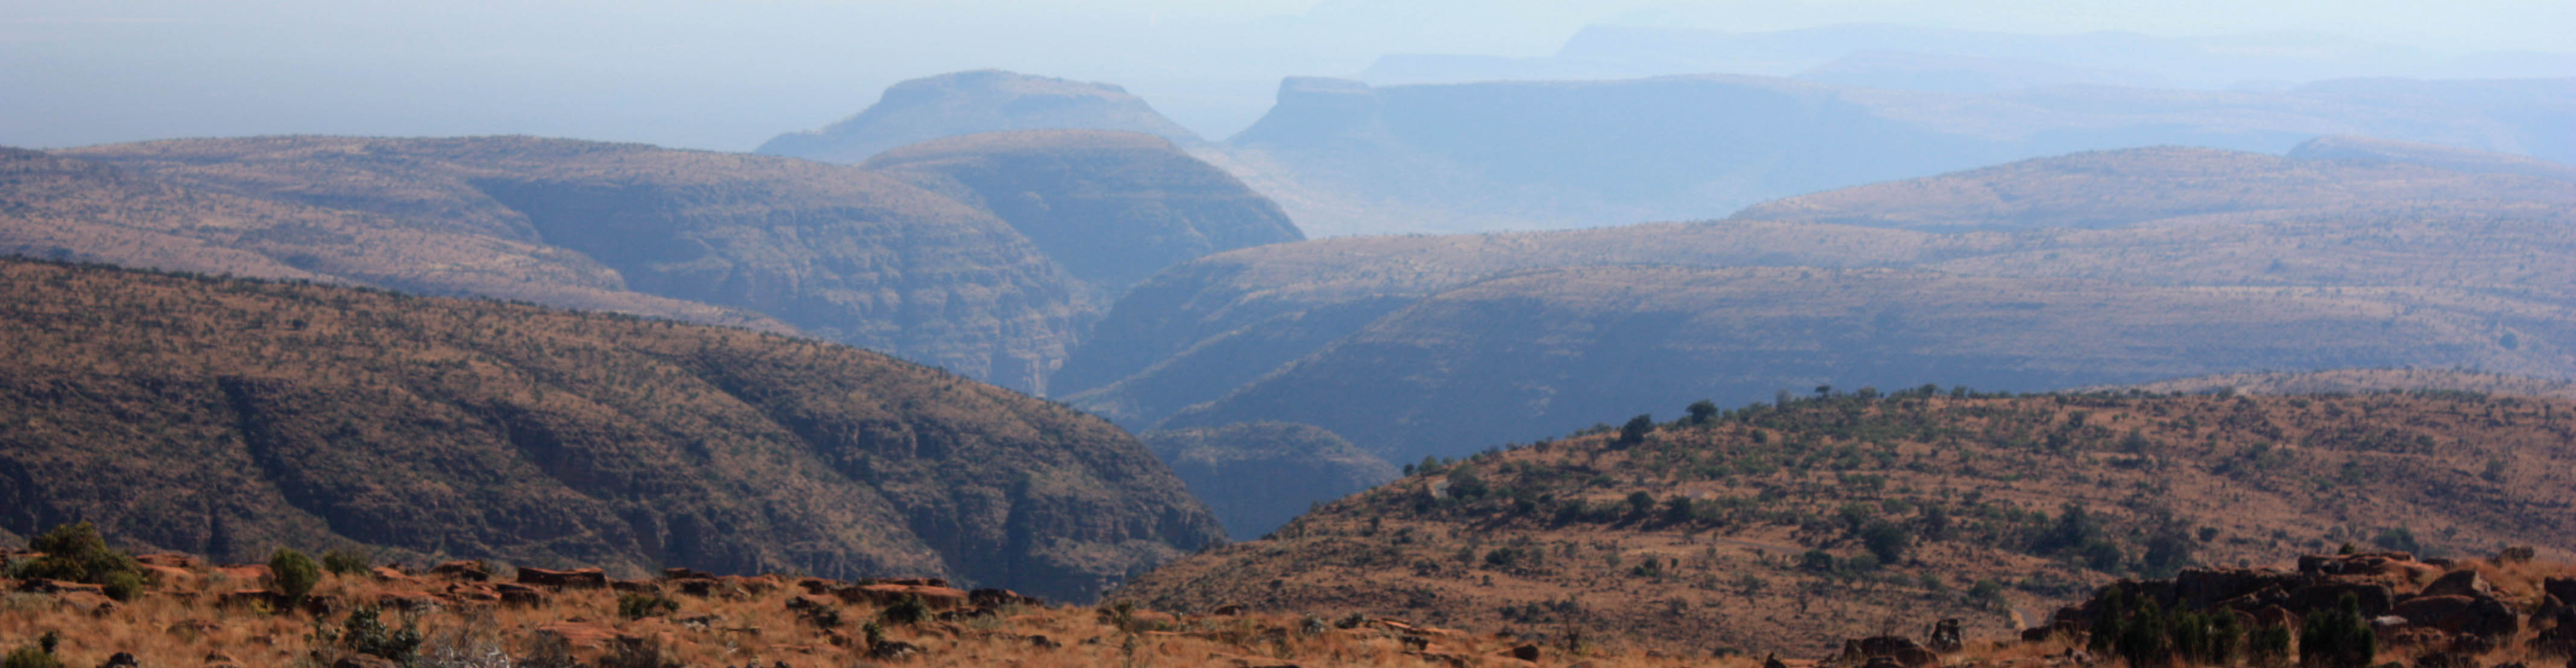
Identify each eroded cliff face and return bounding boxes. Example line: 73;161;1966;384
865;129;1302;304
51;136;1088;393
0;258;1222;602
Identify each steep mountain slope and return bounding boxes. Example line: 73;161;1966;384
1141;422;1397;541
1212;74;2576;235
1729;146;2576;231
863;130;1302;301
1157;265;2568;463
40;136;1086;393
0;258;1222;601
758;70;1202;165
1118;390;2576;654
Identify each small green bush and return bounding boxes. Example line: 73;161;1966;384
320;549;370;576
880;594;930;626
617;593;680;620
101;570;142;602
341;606;423;663
268;548;321;606
2;646;63;668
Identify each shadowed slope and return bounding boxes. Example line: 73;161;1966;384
0;258;1220;601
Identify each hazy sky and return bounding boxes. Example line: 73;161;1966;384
5;0;2570;151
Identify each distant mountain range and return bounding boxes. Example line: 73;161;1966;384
10;132;1297;394
1056;145;2575;466
0;257;1221;601
761;68;2574;237
1360;23;2576;91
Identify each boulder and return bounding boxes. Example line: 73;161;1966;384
493;582;548;606
2544;577;2576;605
2176;568;2301;609
969;587;1042;608
2287;582;2393;616
662;567;716;581
1842;636;1937;668
516;566;608;589
2391;595;2518;637
333;655;402;668
842;583;970;609
429;561;490;581
2421;570;2493;599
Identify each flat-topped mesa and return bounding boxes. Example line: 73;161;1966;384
758;69;1202;164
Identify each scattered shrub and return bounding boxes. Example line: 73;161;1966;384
269;548;322;606
880;594;930;626
16;522;138;585
2299;593;2374;668
2;646;63;668
321;549;370;576
617;593;680;620
341;606;425;663
101;570;142;602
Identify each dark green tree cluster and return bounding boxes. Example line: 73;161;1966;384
2085;587;2250;668
10;522;142;602
2298;593;2375;668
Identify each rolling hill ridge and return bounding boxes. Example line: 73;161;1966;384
1118;389;2576;654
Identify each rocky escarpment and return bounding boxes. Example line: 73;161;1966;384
759;69;1202;165
0;258;1221;602
865;129;1302;302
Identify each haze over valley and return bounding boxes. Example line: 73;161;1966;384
4;2;2575;666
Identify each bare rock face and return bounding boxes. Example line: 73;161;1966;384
0;259;1221;602
759;69;1203;165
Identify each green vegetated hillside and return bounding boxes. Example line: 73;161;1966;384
863;130;1303;301
1140;422;1398;541
758;69;1203;165
0;257;1222;602
1116;390;2576;654
1056;145;2576;464
16;133;1302;394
